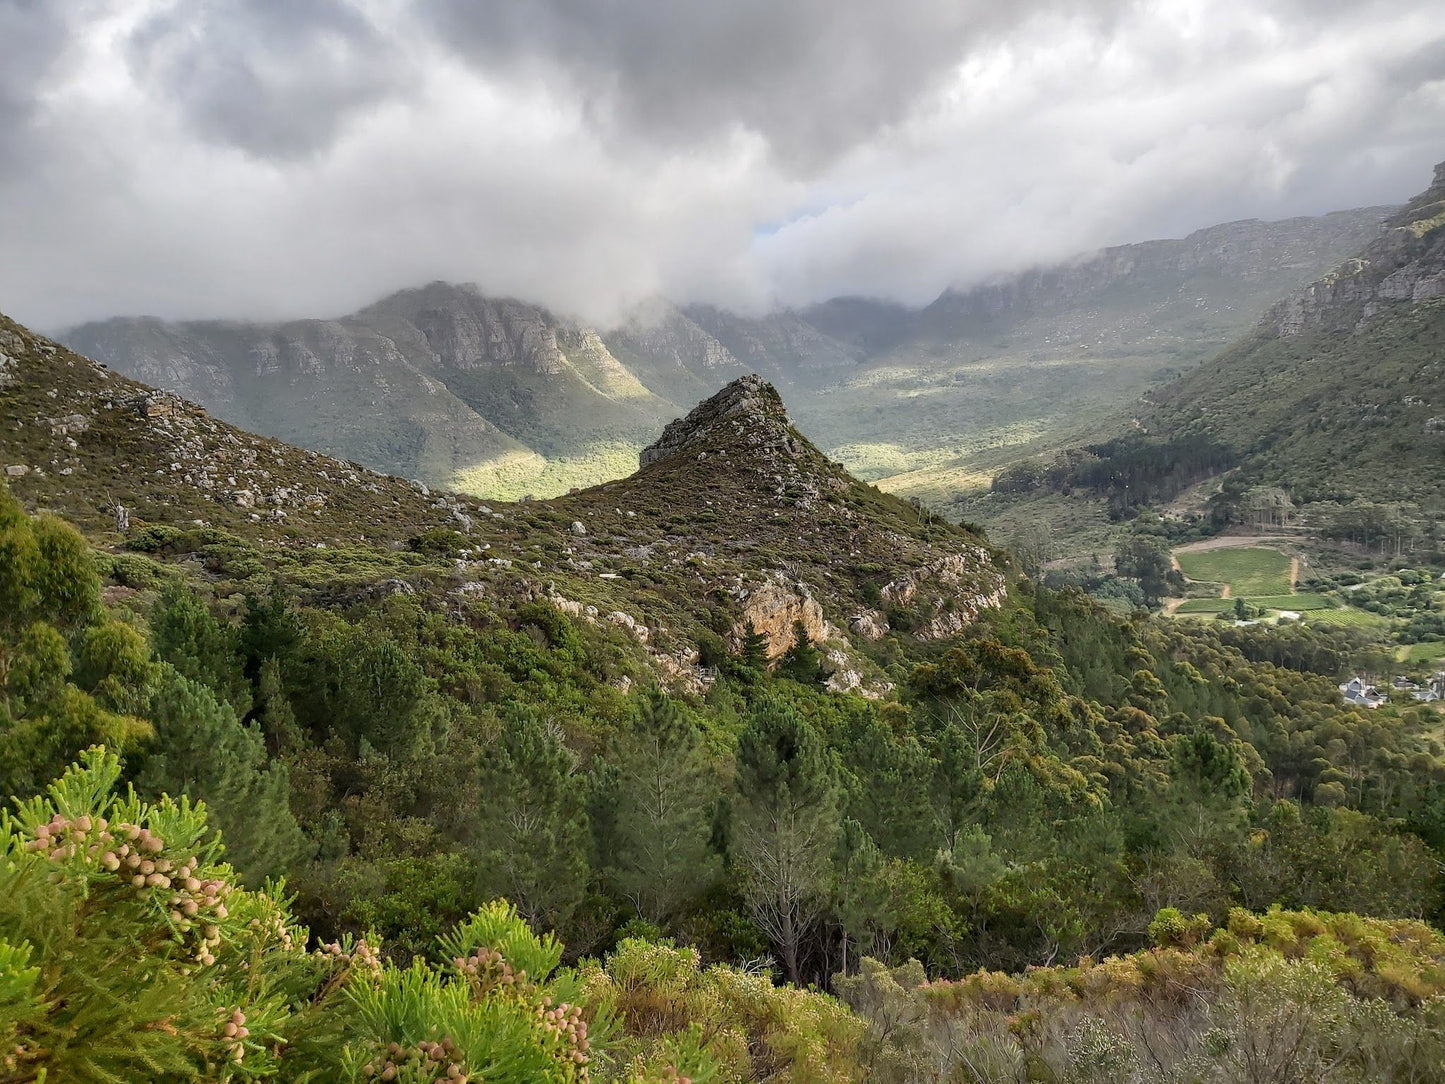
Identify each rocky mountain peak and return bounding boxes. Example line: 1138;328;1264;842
638;374;797;468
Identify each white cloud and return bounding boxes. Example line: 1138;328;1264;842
0;0;1441;330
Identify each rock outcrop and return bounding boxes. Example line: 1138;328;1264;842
734;575;833;659
881;549;1009;641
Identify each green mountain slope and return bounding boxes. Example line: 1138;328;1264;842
65;284;682;501
813;208;1394;497
1137;163;1445;507
958;161;1445;558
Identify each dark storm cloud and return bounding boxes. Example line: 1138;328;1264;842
0;0;1442;330
124;0;403;158
417;0;1106;168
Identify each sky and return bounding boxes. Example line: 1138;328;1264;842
2;0;1444;331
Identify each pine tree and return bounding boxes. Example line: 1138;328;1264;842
779;619;824;685
606;689;719;923
831;818;890;973
253;655;305;755
730;699;840;984
148;583;252;719
131;665;306;885
469;711;590;932
239;578;302;682
839;709;938;860
738;620;769;672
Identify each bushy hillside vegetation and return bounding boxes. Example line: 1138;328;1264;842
8;750;1444;1082
3;478;1444;1077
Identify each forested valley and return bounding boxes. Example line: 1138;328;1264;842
4;478;1445;1082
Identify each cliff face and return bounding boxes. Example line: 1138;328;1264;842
680;306;863;384
919;208;1394;337
65;284;676;496
1270;165;1445;336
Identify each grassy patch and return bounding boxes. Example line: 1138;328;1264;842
1398;641;1445;666
1175;547;1293;597
1175;598;1237;614
450;442;641;501
1247;593;1337;611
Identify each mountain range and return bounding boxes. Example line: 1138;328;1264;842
62;207;1391;502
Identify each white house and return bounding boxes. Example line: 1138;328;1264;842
1339;677;1385;709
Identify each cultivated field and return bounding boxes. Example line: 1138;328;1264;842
1304;608;1392;630
1247;593;1336;611
1174;598;1238;614
1174;546;1294;597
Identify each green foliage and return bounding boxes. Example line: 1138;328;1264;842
603;690;720;924
730;700;841;984
0;748;314;1081
1175;546;1295;597
440;899;565;983
466;711;591;932
581;937;865;1084
131;665;306;886
0;749;627;1083
841;908;1445;1083
1114;533;1180;605
4;400;1445;1080
737;621;768;674
1147;906;1212;948
0;488;151;796
149;582;253;718
778;620;824;685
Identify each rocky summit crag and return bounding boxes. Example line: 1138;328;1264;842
1268;163;1445;337
638;374;799;468
556;374;1007;691
1;316;1007;697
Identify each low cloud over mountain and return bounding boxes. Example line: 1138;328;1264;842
2;0;1443;329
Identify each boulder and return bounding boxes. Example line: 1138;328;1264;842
849;610;889;641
